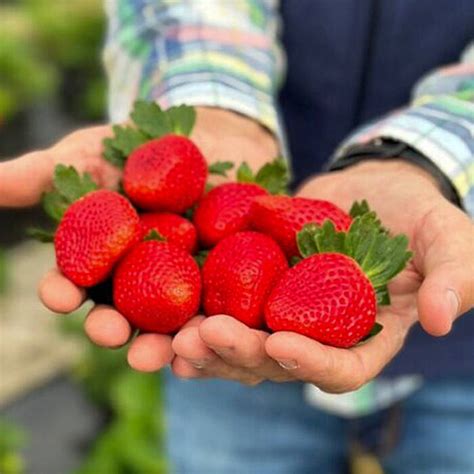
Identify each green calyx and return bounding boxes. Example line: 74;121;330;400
143;229;166;242
103;101;197;168
44;164;98;222
297;201;412;305
236;157;290;194
29;164;98;243
208;161;234;177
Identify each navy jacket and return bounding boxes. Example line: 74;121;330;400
278;0;474;377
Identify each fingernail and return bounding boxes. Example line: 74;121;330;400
186;358;210;369
447;289;460;321
277;359;298;370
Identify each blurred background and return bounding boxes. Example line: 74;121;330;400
0;1;167;472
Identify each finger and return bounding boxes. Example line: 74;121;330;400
84;305;132;348
173;324;263;384
38;268;86;313
415;205;474;335
171;356;209;379
127;333;174;373
0;151;54;207
172;326;218;367
198;316;285;376
265;310;409;393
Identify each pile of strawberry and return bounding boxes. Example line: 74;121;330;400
34;102;412;348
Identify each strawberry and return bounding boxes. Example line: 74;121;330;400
265;208;412;347
55;190;140;287
193;159;289;248
103;101;208;213
123;135;207;213
139;212;198;254
30;165;140;287
250;195;352;258
113;240;201;334
202;231;288;328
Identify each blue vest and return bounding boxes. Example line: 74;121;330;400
279;0;474;377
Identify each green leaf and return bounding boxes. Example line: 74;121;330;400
103;138;127;168
359;322;384;343
194;250;209;267
236;162;254;183
314;221;346;254
42;190;69;222
27;227;55;243
53;165;97;203
297;223;321;258
110;125;149;155
130;100;173;138
254;157;290;194
144;230;166;242
289;256;302;266
375;285;391;306
208;161;234;177
183;206;196;220
349;200;370;218
167;104;196;136
41;165;98;223
295;206;412;291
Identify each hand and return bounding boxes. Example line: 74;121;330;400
0;108;277;371
171;159;473;392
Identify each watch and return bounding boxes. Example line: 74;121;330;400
329;138;461;206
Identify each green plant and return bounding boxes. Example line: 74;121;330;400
23;0;107;120
0;419;26;474
0;7;57;121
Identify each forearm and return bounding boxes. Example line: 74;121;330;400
331;43;474;215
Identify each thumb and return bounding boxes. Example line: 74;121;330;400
0;125;115;208
416;204;474;336
0;150;55;207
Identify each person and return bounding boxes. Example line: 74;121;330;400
1;1;473;472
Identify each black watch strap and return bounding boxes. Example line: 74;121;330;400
328;138;461;207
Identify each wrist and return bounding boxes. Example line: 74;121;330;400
349;159;442;190
195;107;279;158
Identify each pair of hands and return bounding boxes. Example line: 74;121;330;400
1;108;472;393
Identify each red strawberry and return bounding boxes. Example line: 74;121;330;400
193;158;289;247
55;189;140;287
264;211;412;347
250;195;352;258
202;231;288;328
139;212;197;253
123;135;207;213
193;183;268;248
113;240;201;334
265;253;376;347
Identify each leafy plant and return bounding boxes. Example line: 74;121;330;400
0;418;26;474
0;6;57;121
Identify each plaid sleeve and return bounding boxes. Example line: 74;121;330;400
103;0;284;136
334;43;474;216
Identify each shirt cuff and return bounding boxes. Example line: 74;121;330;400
333;94;474;216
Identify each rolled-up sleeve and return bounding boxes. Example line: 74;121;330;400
103;0;284;136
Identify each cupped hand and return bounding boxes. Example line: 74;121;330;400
1;108;277;371
172;159;473;391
